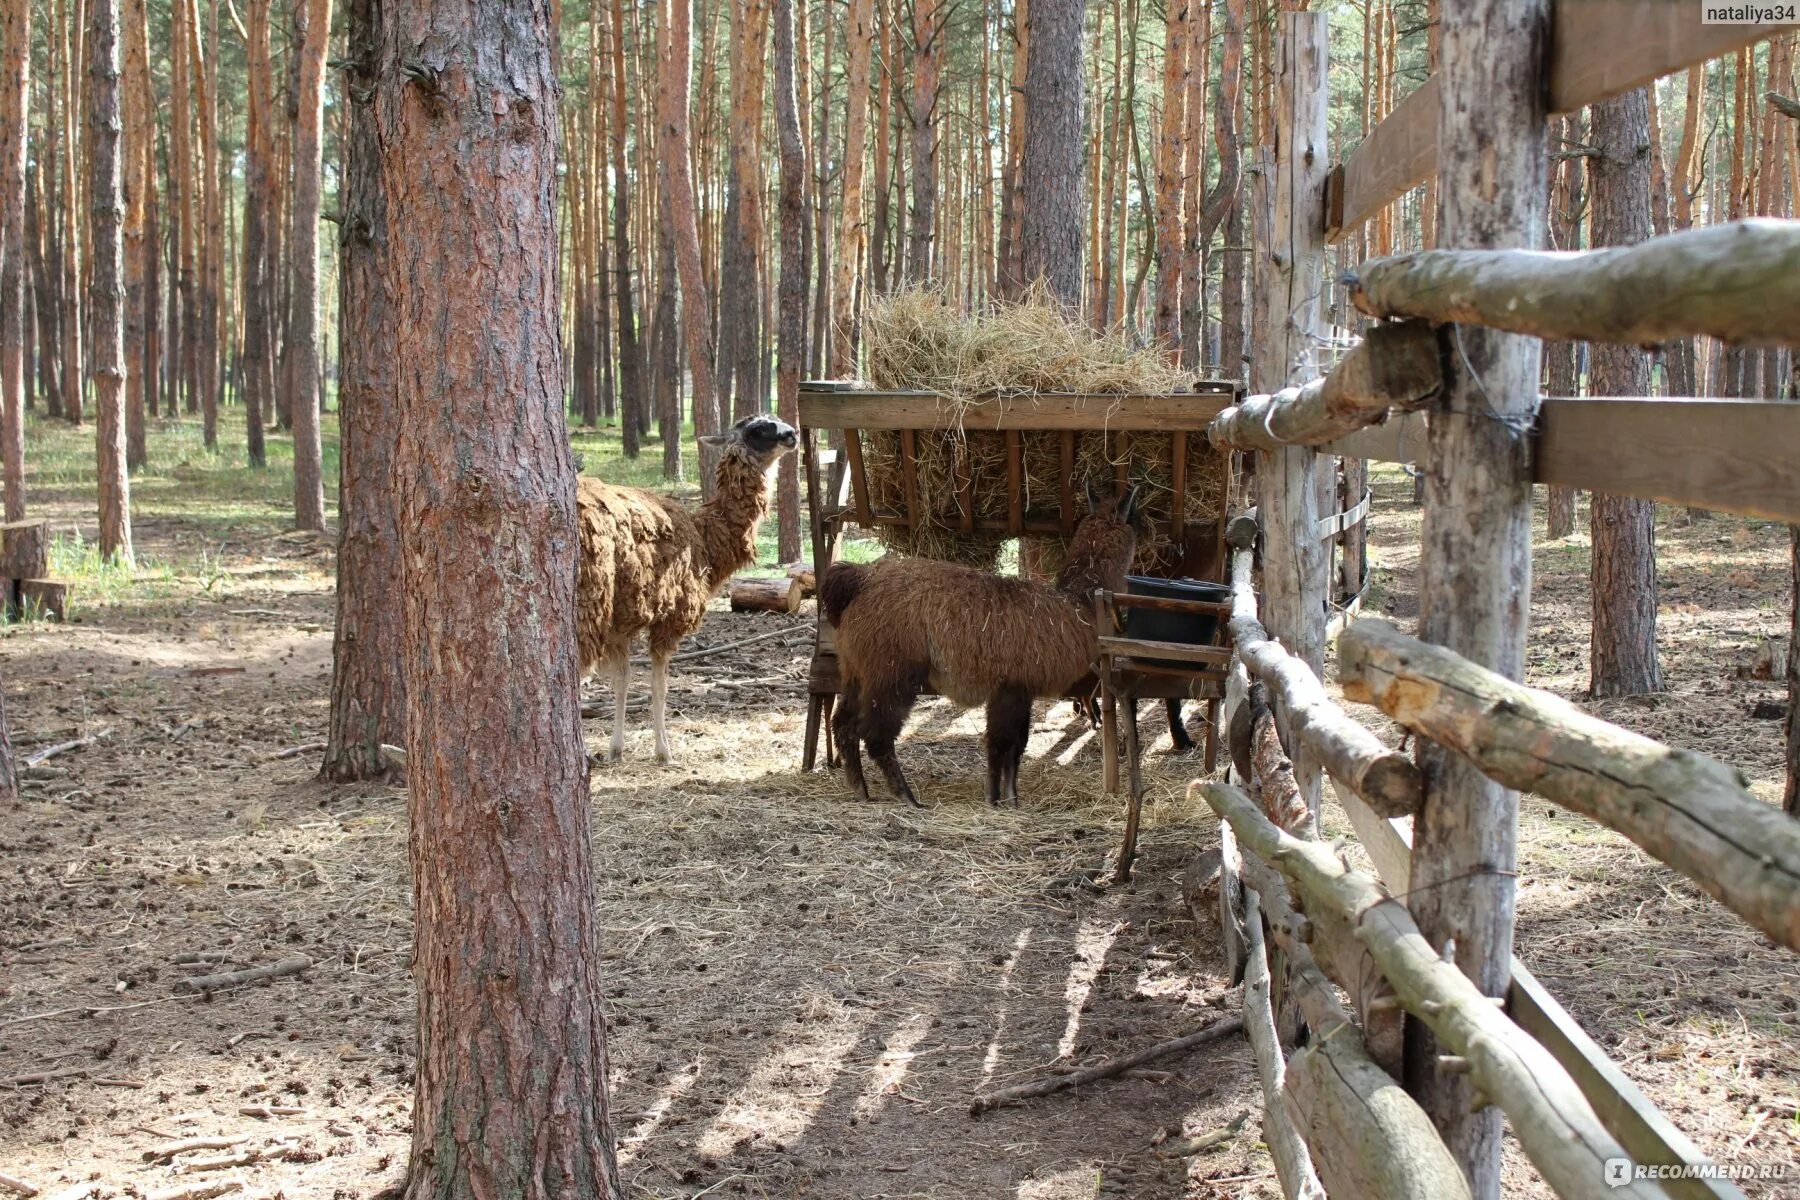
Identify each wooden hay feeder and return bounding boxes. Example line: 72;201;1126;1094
799;380;1244;877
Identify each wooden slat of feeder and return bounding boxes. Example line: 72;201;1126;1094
1112;594;1233;617
973;518;1065;536
1098;636;1234;667
1113;432;1129;497
1059;431;1076;535
954;440;975;532
1172;432;1187;533
1005;430;1023;536
843;428;874;528
898;429;921;530
797;390;1234;431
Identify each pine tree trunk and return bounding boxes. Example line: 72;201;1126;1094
0;0;28;520
1787;525;1799;816
658;0;720;491
374;0;623;1188
994;0;1027;299
1586;87;1661;699
323;0;404;783
188;0;219;447
1206;0;1245;375
608;0;644;458
1178;0;1207;365
722;0;769;416
59;0;86;426
831;0;872;375
1151;0;1187;357
1545;112;1584;538
772;0;805;563
870;0;893;297
1018;0;1083;304
0;682;16;806
120;0;149;470
30;160;63;420
88;0;133;563
241;0;275;467
287;0;330;531
908;0;940;282
654;214;682;482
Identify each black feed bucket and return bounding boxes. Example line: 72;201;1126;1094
1120;576;1232;669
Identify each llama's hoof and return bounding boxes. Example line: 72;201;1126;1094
606;744;623;765
654;746;671;766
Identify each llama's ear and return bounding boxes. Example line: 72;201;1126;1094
1121;485;1141;523
697;433;728;447
1085;481;1102;514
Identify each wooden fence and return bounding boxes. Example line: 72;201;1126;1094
1198;7;1797;1200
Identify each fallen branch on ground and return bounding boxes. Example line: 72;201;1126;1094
177;956;311;993
0;1170;39;1197
969;1015;1244;1115
144;1135;249;1163
238;1104;307;1119
23;729;114;768
267;742;325;760
147;1182;242;1200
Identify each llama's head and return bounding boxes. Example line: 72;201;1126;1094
1057;484;1141;596
700;414;800;473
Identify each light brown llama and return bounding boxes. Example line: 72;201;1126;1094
578;414;798;763
819;488;1139;806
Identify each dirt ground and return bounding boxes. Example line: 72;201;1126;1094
2;463;1797;1199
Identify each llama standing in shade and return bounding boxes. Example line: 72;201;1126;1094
577;414;798;763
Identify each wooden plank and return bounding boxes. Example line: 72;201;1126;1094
1004;430;1023;536
954;439;975;532
898;428;920;530
1097;636;1234;667
1327;76;1439;241
1549;7;1783;114
1328;18;1783;240
1326;781;1746;1200
798;389;1233;431
1171;431;1187;533
1059;430;1076;535
1535;398;1800;523
843;428;874;528
1313;488;1372;541
1323;410;1429;465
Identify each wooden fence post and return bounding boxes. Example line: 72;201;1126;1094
1251;11;1330;830
1407;1;1548;1195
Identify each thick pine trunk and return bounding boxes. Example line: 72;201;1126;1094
1208;0;1245;376
323;0;404;783
1787;526;1799;816
908;0;939;282
831;0;872;376
1018;0;1083;304
1587;87;1661;699
188;0;219;448
0;0;27;521
608;0;644;458
241;0;275;468
287;0;330;532
58;0;86;427
657;0;720;491
1151;0;1187;357
121;0;150;471
772;0;805;564
89;0;133;563
374;0;622;1190
653;215;682;482
721;0;768;419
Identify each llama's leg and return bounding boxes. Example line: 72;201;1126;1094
607;655;630;763
650;649;673;765
833;681;871;800
1167;699;1194;752
989;685;1033;808
862;685;920;807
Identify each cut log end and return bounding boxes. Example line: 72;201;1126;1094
1359;754;1425;817
729;576;804;614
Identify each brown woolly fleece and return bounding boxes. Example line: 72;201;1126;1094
576;440;780;669
823;495;1139;708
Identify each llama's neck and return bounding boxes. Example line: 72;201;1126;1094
696;451;775;588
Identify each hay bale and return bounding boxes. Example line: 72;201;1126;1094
854;286;1228;572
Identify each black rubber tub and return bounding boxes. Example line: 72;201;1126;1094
1119;576;1232;668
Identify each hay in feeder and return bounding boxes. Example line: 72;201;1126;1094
854;286;1230;573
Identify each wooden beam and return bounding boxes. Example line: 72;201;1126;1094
1004;430;1023;536
1549;6;1784;114
1327;77;1439;242
1340;618;1800;952
1231;549;1422;818
1200;782;1674;1200
1534;398;1800;524
1096;636;1233;667
1322;410;1428;465
1058;430;1077;535
798;388;1233;431
897;429;920;529
1208;321;1443;452
1325;781;1747;1200
1240;887;1327;1200
1314;489;1371;541
1349;221;1800;348
843;428;874;528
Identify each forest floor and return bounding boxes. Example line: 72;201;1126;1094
1;414;1796;1200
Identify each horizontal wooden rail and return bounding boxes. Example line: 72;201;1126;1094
1347;220;1800;347
1323;398;1800;524
1325;778;1746;1200
798;386;1232;431
1328;13;1783;238
1339;619;1800;952
1200;781;1673;1200
1207;321;1442;452
1315;489;1371;541
1231;548;1421;817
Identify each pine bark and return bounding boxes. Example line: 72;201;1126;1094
831;0;872;375
653;207;682;481
908;0;940;282
373;0;623;1189
173;0;197;419
1210;0;1246;377
720;0;769;417
608;0;644;457
1787;527;1799;816
1587;87;1661;699
89;0;134;563
58;0;85;426
323;0;404;783
1018;0;1084;304
0;0;28;520
1152;0;1188;357
241;0;275;468
287;0;330;531
657;0;720;490
772;0;805;563
120;0;149;469
188;0;220;447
